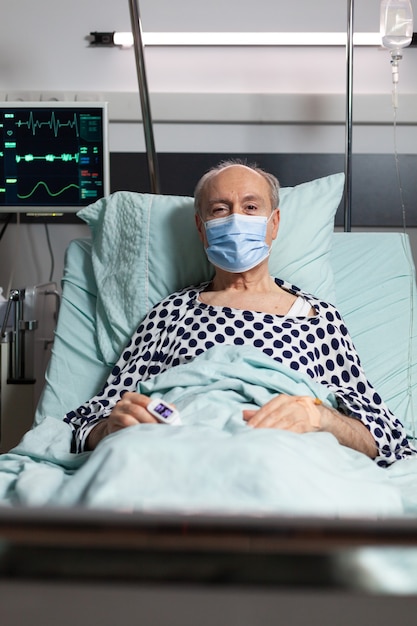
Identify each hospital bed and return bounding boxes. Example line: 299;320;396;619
1;172;417;623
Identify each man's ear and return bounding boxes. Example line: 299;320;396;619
271;208;280;240
195;213;205;243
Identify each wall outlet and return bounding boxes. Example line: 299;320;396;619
5;91;42;102
74;92;101;102
40;92;72;101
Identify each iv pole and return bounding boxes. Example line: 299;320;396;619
128;0;161;194
344;0;354;232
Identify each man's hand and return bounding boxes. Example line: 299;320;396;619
87;392;160;450
243;394;377;459
243;394;323;432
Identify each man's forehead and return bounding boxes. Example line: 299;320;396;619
211;164;260;179
206;165;268;192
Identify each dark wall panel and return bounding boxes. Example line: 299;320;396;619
110;153;417;228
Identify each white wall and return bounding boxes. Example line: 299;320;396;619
1;0;417;290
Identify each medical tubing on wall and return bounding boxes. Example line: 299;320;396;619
5;213;20;299
44;224;55;283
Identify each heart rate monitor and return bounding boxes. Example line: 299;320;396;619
147;398;181;425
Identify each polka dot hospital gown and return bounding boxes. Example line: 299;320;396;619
64;279;416;466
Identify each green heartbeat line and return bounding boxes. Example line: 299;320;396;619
16;153;79;163
17;181;80;199
16;112;79;137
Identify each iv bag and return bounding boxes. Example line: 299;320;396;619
380;0;414;50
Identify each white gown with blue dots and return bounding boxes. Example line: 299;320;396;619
64;278;416;466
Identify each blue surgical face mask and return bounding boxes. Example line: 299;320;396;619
203;213;272;273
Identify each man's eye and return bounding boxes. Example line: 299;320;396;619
246;205;258;212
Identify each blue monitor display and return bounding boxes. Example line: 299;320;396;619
0;101;109;215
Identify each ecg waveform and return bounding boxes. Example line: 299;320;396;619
17;181;80;200
15;111;80;137
16;153;80;163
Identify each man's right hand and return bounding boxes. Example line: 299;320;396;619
86;392;159;450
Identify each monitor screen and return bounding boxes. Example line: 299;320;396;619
0;102;109;217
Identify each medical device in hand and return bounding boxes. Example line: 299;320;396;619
147;399;182;425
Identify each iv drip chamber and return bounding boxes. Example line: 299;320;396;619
380;0;413;51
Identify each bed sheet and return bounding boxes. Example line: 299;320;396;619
2;231;417;517
331;232;417;435
1;345;416;517
34;238;106;426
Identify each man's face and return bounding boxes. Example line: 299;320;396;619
196;165;280;247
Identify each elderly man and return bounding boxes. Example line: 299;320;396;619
64;160;415;466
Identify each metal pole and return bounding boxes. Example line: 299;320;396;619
344;0;354;232
128;0;161;194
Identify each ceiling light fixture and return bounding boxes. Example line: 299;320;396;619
89;31;383;48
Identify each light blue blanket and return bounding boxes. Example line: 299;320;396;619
0;346;416;517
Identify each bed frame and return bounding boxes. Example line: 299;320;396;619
1;507;417;625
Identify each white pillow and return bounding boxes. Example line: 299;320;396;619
78;172;344;364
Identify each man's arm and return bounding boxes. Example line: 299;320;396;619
316;401;377;458
243;394;377;459
86;419;109;451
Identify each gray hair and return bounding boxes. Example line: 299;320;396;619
194;159;280;215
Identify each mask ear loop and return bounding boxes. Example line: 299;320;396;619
267;208;280;227
266;209;279;245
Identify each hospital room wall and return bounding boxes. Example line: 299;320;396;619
1;0;417;291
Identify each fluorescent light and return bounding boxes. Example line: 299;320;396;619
92;31;383;48
126;31;382;47
113;32;134;47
